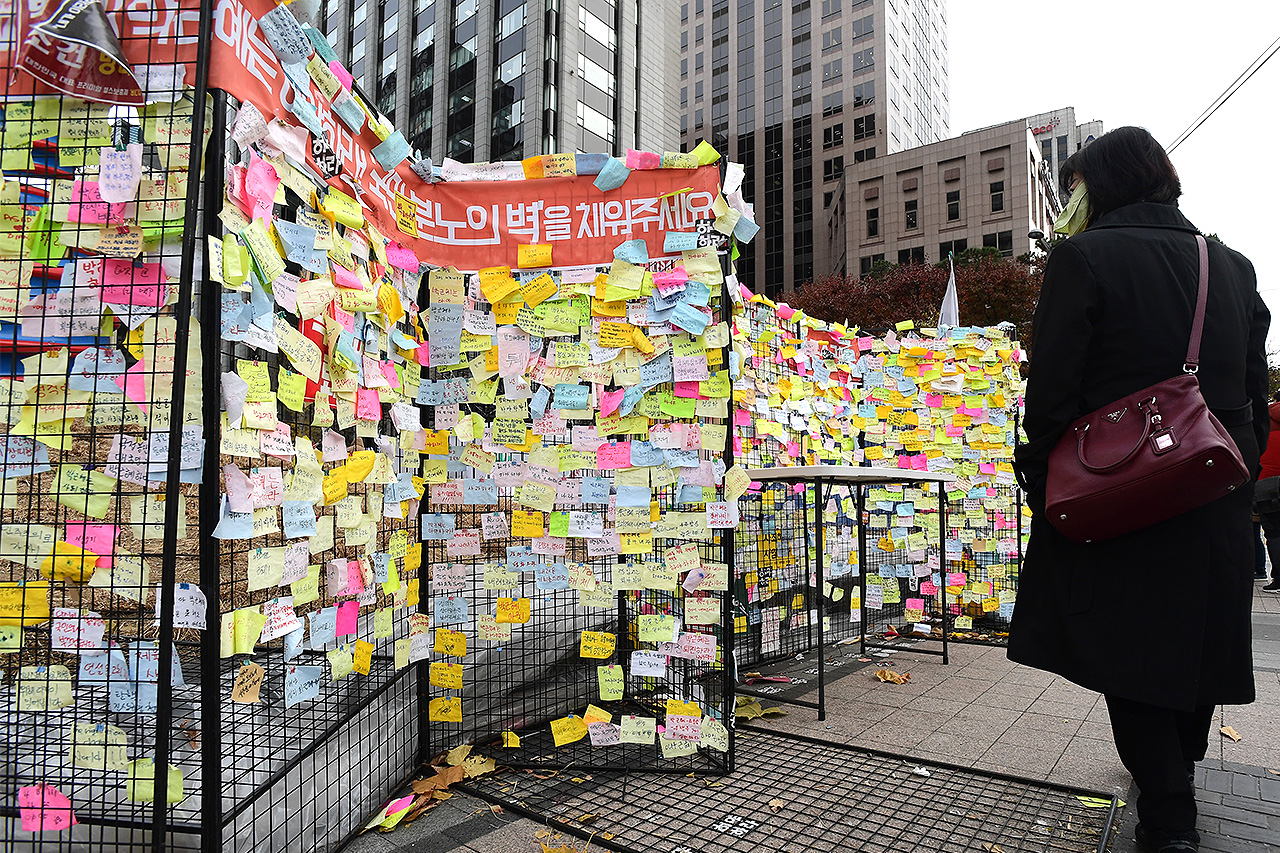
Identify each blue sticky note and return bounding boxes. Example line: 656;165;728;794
434;596;469;624
575;152;610;175
639;352;673;388
534;562;570;590
212;495;253;539
663;449;701;468
664;231;700;253
283;626;305;662
682;279;712;307
733;215;761;243
581;477;610;504
309;607;338;647
629;440;664;467
285;664;324;707
670;302;710;335
553;383;589;410
615;485;650;507
463;478;499;505
333;94;366;132
282;500;318;539
619;385;645;416
614;238;649;265
422;513;456;540
304;25;339;63
594;157;630;191
676;484;705;504
373;130;409;170
274;219;317;264
372;553;391;583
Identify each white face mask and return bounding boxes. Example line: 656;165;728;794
1054;181;1090;236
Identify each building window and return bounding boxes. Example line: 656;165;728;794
983;229;1014;257
939;238;968;258
1040;138;1052;166
865;206;878;238
822;91;843;116
946;190;960;222
1057;134;1069;164
850;45;873;72
823;156;844;181
822;58;841;82
897;246;925;264
852;79;874;107
853;146;875;163
822;123;843;149
822;0;840;17
823;191;834;208
904;199;918;230
696;24;703;43
859;253;884;275
850;12;873;39
990;180;1005;213
822;27;841;51
852;113;874;140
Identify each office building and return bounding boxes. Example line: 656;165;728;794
819;118;1062;279
319;0;682;164
680;0;950;299
1027;107;1104;192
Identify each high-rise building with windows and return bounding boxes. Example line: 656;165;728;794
320;0;681;164
680;0;950;298
1026;107;1104;192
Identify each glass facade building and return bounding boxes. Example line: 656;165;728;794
321;0;681;164
683;0;950;298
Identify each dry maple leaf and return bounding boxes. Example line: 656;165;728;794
768;798;785;813
982;844;1006;853
874;668;911;684
1220;725;1243;742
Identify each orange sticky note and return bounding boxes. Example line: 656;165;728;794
517;244;551;269
495;597;531;624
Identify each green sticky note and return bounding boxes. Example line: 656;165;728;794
548;511;570;538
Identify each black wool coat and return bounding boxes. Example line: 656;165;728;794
1009;202;1269;711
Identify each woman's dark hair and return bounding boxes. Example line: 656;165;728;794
1058;126;1181;227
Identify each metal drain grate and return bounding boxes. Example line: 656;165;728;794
462;727;1117;853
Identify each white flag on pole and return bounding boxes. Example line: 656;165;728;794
938;254;959;329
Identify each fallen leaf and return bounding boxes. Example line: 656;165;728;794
759;705;788;717
541;845;579;853
411;777;439;794
445;744;473;766
875;668;911;685
1268;769;1279;776
577;813;598;823
433;764;467;787
982;844;1006;853
1220;725;1243;742
768;798;785;813
432;791;454;801
463;755;497;778
1075;796;1123;809
535;830;552;839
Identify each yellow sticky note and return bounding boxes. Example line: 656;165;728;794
579;630;616;659
521;272;558;307
517;243;551;268
495;597;531;624
429;661;464;689
320;187;364;228
501;731;521;748
550;715;588;746
434;627;468;657
429;696;463;722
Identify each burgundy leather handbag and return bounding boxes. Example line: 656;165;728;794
1045;235;1250;543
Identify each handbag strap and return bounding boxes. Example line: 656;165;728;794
1185;234;1209;373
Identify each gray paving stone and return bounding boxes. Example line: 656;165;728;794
1261;778;1280;802
1205;767;1233;793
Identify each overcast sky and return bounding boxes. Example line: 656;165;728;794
949;0;1280;350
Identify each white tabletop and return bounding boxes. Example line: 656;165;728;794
744;465;958;486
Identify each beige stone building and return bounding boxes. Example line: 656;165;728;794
818;118;1063;279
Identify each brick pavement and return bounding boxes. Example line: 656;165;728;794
347;584;1280;853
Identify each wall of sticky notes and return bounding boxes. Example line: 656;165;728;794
417;157;750;774
728;290;1027;668
0;41;218;850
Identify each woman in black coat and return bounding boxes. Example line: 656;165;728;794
1010;127;1269;853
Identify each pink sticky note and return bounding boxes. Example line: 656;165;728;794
379;360;399;387
113;362;150;410
18;784;78;832
345;560;365;594
356;388;381;420
600;388;625;417
67;180;126;224
416;344;430;366
784;441;800;458
905;598;925;610
101;258;166;307
739;283;754;301
386;243;419;272
336;600;359;636
625;148;660;169
63;523;117;570
911;454;929;471
733;409;752;427
947;572;967;587
329;60;354;91
920;581;938;595
673;381;701;398
925;394;944;408
330;263;361;290
245;155;280;221
595;442;632;469
776;304;795;320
